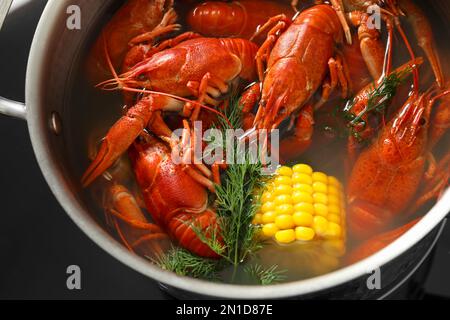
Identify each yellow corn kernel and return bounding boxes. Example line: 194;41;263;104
313;193;328;205
293;164;313;175
314;203;329;217
328;186;340;196
293;183;313;194
312;172;328;184
253;213;263;225
293;211;314;227
258;163;346;245
261;201;276;213
327;213;341;224
328;195;340;206
273;184;293;195
277;166;293;176
328;176;341;189
313;216;329;237
275;204;295;216
328;204;341;215
274;175;292;186
295;227;315;241
292;173;313;185
262;211;277;224
312;181;328;194
265;181;275;192
261;191;274;203
275;214;295;229
275;229;296;244
324;222;342;239
262;223;279;237
294;202;315;214
274;194;293;205
292;191;314;204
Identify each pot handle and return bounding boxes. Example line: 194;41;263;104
0;97;27;120
0;1;26;121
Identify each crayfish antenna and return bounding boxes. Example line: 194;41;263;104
392;20;420;92
98;32;232;127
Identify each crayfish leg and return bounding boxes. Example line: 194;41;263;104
329;0;353;45
107;184;170;258
128;9;179;46
253;14;290;81
240;82;261;130
315;55;350;109
397;0;444;88
279;105;314;163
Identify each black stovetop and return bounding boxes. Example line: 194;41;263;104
0;0;448;300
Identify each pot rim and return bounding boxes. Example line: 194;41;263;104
25;0;450;299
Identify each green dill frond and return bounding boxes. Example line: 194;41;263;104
184;219;228;260
343;67;412;139
206;90;270;266
245;264;287;285
240;225;265;262
207;91;247;157
154;92;270;281
153;247;220;280
217;90;244;130
215;151;269;266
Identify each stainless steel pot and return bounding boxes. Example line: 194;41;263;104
0;0;449;299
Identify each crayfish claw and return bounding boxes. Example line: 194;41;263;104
82;98;154;187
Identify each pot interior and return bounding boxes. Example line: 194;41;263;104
32;0;450;296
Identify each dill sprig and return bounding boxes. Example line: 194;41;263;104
215;156;266;266
343;67;412;139
214;93;269;266
185;94;270;268
186;220;227;259
155;93;281;284
218;90;244;130
245;264;287;285
154;247;220;280
203;91;244;154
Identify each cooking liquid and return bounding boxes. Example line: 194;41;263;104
66;0;450;284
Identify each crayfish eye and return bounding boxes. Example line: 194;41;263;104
419;118;426;126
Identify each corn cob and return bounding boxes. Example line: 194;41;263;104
254;164;346;247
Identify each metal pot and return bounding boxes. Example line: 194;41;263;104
0;0;448;299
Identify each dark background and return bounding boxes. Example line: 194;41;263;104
0;0;449;299
0;0;167;300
